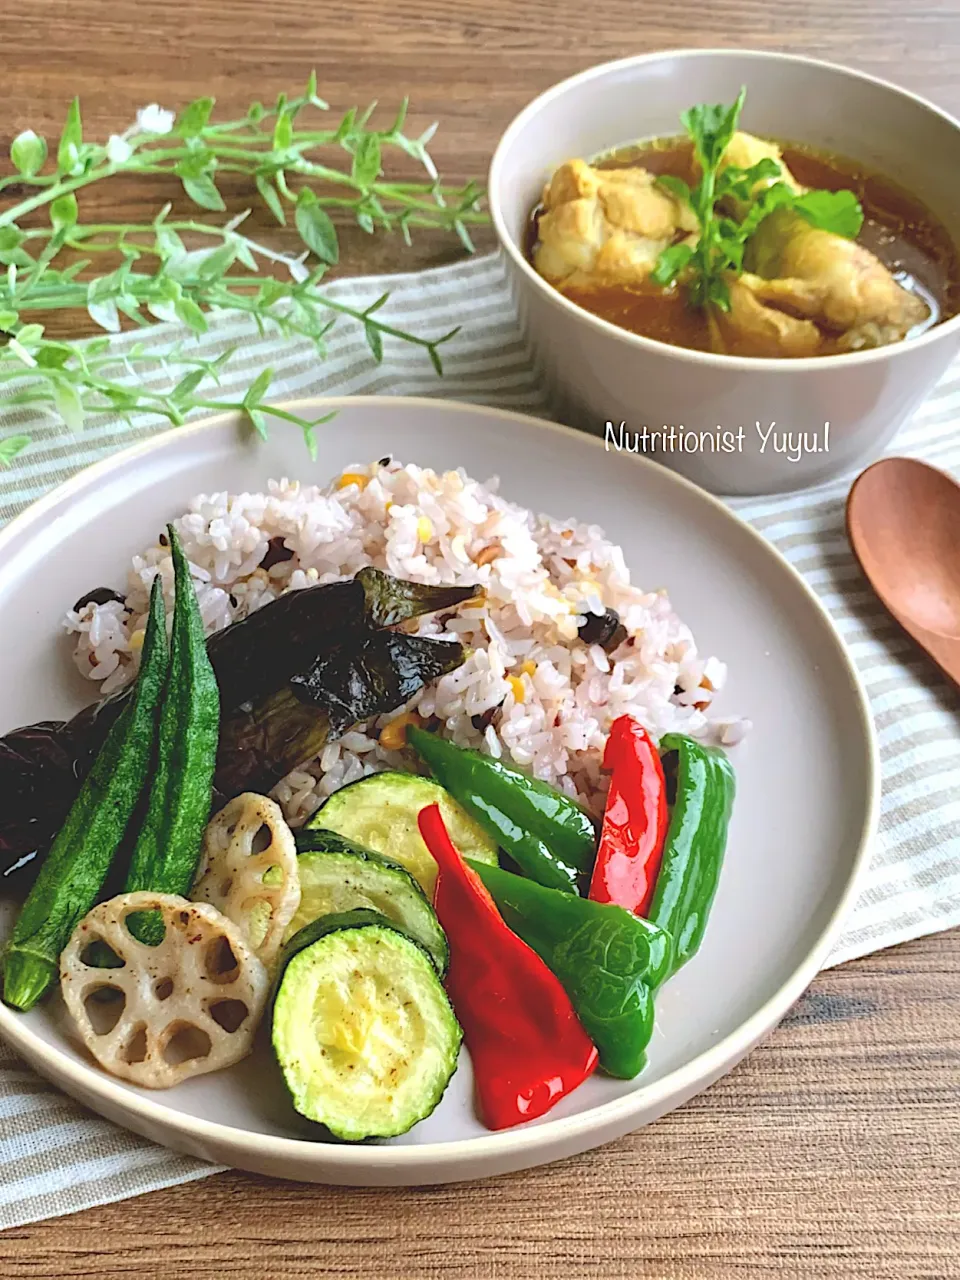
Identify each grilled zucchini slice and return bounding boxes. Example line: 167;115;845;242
289;831;448;974
306;771;498;896
272;909;461;1140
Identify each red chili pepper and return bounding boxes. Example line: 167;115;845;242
417;803;598;1130
588;716;668;918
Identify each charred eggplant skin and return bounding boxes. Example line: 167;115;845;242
0;569;477;874
202;567;476;711
216;632;464;796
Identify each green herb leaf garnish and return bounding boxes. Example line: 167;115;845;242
792;189;864;238
653;88;864;311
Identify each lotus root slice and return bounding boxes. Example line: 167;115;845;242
60;892;269;1089
192;793;300;965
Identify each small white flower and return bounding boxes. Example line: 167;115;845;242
136;104;175;135
106;134;133;164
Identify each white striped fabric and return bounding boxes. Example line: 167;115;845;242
0;251;958;1226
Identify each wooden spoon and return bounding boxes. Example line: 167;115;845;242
847;456;960;685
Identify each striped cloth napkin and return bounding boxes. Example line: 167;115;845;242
1;251;959;1228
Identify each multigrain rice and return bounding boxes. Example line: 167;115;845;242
65;460;747;824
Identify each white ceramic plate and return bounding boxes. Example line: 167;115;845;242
0;397;878;1185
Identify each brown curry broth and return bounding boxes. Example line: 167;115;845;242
528;138;960;356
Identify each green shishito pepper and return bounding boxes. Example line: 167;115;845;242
467;858;672;1078
407;725;595;895
648;733;735;978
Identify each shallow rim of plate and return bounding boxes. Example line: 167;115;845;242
0;396;881;1169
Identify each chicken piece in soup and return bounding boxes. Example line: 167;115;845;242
533;158;698;288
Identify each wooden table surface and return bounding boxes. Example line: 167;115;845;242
3;3;960;1277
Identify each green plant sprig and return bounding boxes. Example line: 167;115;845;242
651;88;864;311
0;76;488;465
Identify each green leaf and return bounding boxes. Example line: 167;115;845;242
53;380;85;431
174;297;208;333
363;292;389;317
233;238;258;271
57;97;83;175
716;157;781;203
180;172;225;212
58;258;91;281
792;188;864;239
0;248;32;268
651;242;694;287
0;309;19;330
246;407;269;440
453;219;474;253
0;226;33;268
146;277;182;323
715;217;746;273
174;150;213;178
34;342;74;368
10;130;47;177
351;134;381;186
302;422;319;460
255;173;287;226
242;367;273;409
87;297;120;333
145;300;178;324
170;368;206;403
155;225;186;262
162;246;219;281
273;110;293;152
705;274;732;312
334;108;356;143
0;435;31;467
86;274;121;333
176;97;214;138
101;386;143;411
681;87;745;170
656;174;693;207
195;242;237;280
116;296;147;326
15;324;45;347
50;192;79;230
364;320;384;363
389;98;409;136
295;190;338;263
257;278;288;309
